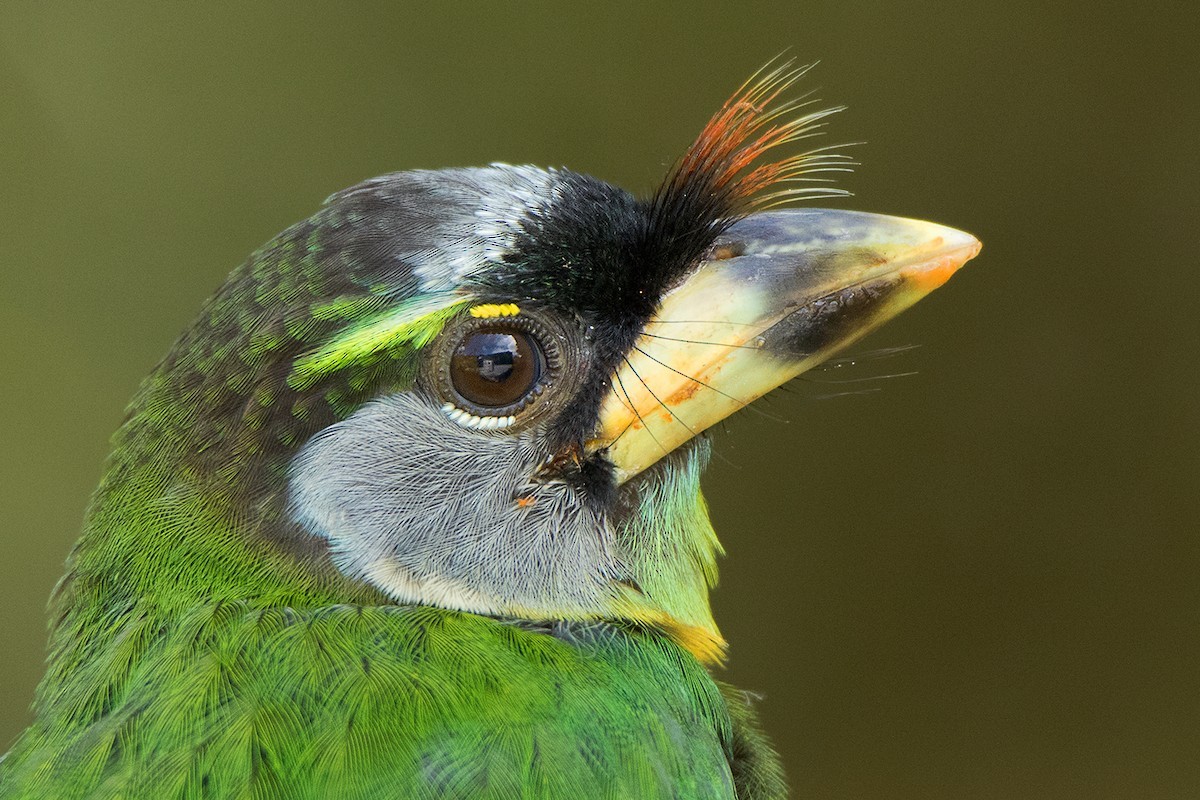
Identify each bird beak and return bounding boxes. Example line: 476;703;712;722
590;208;982;483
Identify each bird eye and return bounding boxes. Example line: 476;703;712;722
450;329;544;409
430;311;568;430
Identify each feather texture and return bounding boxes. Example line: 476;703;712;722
1;603;783;799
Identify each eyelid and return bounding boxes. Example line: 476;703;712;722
440;402;517;430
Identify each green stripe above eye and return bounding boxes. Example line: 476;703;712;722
289;294;471;389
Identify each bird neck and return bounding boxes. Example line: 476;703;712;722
608;442;726;661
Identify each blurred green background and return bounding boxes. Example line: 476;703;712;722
1;2;1196;798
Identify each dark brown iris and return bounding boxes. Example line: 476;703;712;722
450;329;542;409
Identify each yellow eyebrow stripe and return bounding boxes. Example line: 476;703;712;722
468;303;521;319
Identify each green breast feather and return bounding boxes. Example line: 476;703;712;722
0;604;783;799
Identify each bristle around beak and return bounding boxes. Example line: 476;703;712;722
589;208;981;482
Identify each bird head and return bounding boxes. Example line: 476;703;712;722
68;64;980;663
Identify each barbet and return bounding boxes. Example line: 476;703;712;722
0;64;980;799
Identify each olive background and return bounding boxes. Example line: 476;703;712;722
1;3;1196;798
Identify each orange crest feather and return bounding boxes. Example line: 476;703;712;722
655;59;853;221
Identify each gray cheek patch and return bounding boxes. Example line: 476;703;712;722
287;393;625;617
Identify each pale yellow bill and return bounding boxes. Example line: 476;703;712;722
590;208;982;482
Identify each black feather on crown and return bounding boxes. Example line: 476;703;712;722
490;59;851;328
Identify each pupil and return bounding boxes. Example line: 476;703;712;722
462;333;517;382
449;327;542;410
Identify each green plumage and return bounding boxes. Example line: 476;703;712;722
1;603;783;799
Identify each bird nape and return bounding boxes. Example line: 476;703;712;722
0;62;980;799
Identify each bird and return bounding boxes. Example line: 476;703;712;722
0;62;980;799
